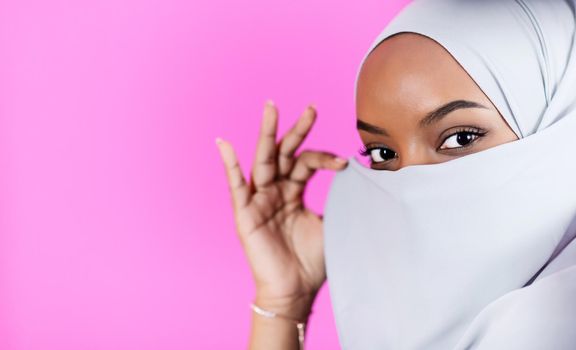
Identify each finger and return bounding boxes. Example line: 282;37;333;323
215;137;251;211
290;150;348;182
277;104;316;177
251;100;279;192
284;150;348;199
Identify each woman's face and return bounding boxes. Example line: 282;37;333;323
356;32;519;171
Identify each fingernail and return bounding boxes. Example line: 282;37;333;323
266;99;275;107
215;136;223;145
334;157;348;164
308;103;316;110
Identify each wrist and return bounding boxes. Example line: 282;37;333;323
254;291;316;322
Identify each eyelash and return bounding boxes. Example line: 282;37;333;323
358;126;488;165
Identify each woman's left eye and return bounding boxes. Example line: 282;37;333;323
439;131;485;150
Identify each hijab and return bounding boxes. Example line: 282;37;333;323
323;0;576;349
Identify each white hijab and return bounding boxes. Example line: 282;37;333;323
323;0;576;349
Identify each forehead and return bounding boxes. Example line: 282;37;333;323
356;33;488;126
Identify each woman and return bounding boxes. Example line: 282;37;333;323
217;0;576;348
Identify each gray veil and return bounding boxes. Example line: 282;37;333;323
324;0;576;348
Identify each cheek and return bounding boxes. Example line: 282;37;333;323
482;126;519;149
477;111;520;144
491;120;520;143
492;113;520;140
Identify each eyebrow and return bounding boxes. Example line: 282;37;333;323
356;99;489;136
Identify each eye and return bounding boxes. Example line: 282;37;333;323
439;128;488;151
358;145;398;164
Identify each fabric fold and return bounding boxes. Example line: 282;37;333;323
324;0;576;348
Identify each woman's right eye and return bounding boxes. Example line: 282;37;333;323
358;146;398;164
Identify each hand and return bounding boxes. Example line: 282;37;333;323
216;100;348;315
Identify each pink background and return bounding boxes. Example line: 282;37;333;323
0;0;409;348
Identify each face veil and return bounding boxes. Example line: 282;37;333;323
323;0;576;349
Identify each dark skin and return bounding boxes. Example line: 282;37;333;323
216;32;519;350
357;32;519;170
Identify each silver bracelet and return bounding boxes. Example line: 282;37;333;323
250;302;308;350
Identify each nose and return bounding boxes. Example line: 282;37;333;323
395;145;438;169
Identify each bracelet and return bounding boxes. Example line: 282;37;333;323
250;302;309;350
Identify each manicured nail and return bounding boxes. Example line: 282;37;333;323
266;99;275;107
334;157;348;164
215;136;223;145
